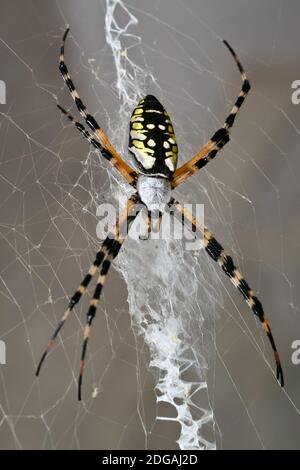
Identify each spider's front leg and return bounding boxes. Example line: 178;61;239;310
58;28;138;187
77;195;143;400
169;199;284;387
171;40;250;188
36;194;142;391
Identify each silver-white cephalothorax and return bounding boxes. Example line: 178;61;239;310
137;175;171;211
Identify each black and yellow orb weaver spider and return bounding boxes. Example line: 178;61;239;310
36;28;284;400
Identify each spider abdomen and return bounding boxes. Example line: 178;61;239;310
129;95;178;177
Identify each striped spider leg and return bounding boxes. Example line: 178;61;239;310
59;28;138;186
140;209;163;240
36;194;142;400
171;40;251;188
77;195;143;400
57;104;109;157
170;199;284;387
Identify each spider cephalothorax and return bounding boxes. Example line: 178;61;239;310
36;28;284;401
136;175;171;211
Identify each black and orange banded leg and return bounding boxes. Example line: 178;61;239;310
171;199;284;387
78;196;143;400
59;28;137;186
36;194;140;378
172;40;251;188
57;104;113;160
140;209;163;240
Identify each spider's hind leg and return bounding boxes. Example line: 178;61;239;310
172;40;251;188
58;28;138;186
57;104;108;156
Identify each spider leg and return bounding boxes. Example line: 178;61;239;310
154;211;163;234
36;194;140;378
59;28;137;186
170;199;284;387
78;196;143;400
57;104;111;158
171;40;251;188
139;209;163;240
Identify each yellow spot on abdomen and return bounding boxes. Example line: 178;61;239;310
146;109;162;114
130;131;146;140
132;122;144;130
133;140;144;149
131;116;144;122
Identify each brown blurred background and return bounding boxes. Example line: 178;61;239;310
0;0;300;449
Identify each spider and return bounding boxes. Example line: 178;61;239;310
36;28;284;400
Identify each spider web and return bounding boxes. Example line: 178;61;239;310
0;0;300;450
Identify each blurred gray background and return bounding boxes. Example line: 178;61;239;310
0;0;300;450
